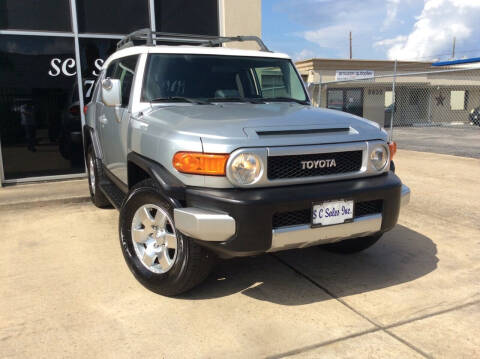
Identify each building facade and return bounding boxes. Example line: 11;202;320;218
0;0;261;185
296;58;480;128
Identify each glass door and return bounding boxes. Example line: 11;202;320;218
0;35;83;180
345;89;363;117
327;88;364;117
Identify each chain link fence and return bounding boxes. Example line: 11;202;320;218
308;66;480;135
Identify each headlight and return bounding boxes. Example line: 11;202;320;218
370;145;389;171
229;153;262;185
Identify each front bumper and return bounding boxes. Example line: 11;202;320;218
174;172;409;258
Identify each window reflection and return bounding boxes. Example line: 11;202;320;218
76;0;149;34
0;0;71;32
0;35;83;179
155;0;218;35
79;38;118;103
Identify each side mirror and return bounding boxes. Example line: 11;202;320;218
102;78;121;107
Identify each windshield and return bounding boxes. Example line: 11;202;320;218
142;54;308;103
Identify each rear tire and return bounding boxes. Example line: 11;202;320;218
119;179;216;296
86;145;111;208
322;234;382;254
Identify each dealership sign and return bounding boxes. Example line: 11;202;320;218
335;70;374;81
48;58;104;77
47;58;105;98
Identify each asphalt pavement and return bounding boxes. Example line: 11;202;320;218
393;126;480;158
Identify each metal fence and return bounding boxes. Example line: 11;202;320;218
309;66;480;137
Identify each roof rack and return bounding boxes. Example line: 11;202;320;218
116;28;270;52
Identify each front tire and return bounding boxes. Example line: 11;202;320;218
119;179;215;296
322;234;382;254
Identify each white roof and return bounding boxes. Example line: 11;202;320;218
103;45;290;69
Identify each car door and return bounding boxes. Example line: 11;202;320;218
98;55;139;184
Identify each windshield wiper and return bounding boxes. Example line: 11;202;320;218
265;97;310;105
207;97;265;104
150;96;209;105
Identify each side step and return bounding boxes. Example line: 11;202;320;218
99;181;126;210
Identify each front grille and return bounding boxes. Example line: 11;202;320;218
267;151;363;180
355;200;383;217
272;208;311;228
272;200;383;228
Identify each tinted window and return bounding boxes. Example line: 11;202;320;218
79;38;118;103
0;35;84;180
76;0;149;34
105;60;117;78
142;55;307;102
255;67;288;98
155;0;218;35
0;0;71;31
106;56;138;106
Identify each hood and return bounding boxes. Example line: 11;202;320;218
144;103;387;153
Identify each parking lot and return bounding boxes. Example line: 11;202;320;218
393;126;480;159
1;149;479;358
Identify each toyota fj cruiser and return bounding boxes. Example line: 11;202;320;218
84;29;410;296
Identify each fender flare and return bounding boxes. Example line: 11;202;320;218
127;152;186;205
83;125;103;160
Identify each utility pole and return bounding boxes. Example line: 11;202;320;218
452;36;456;59
349;31;352;59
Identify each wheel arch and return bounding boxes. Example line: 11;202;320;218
127;152;185;206
83;125;103;160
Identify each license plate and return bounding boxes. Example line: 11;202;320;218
312;200;354;226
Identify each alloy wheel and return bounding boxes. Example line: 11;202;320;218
130;204;178;273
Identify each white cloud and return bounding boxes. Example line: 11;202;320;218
293;49;317;61
383;0;401;28
373;35;407;47
382;0;480;60
303;24;353;50
269;0;480;60
293;0;414;58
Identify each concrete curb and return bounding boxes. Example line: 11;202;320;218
0;196;91;211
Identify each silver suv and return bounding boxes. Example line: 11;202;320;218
84;29;410;296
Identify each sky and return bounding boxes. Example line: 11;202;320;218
262;0;480;62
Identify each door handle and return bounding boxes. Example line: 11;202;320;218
130;112;144;121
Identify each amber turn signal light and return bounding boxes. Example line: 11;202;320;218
173;152;229;176
388;141;397;159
